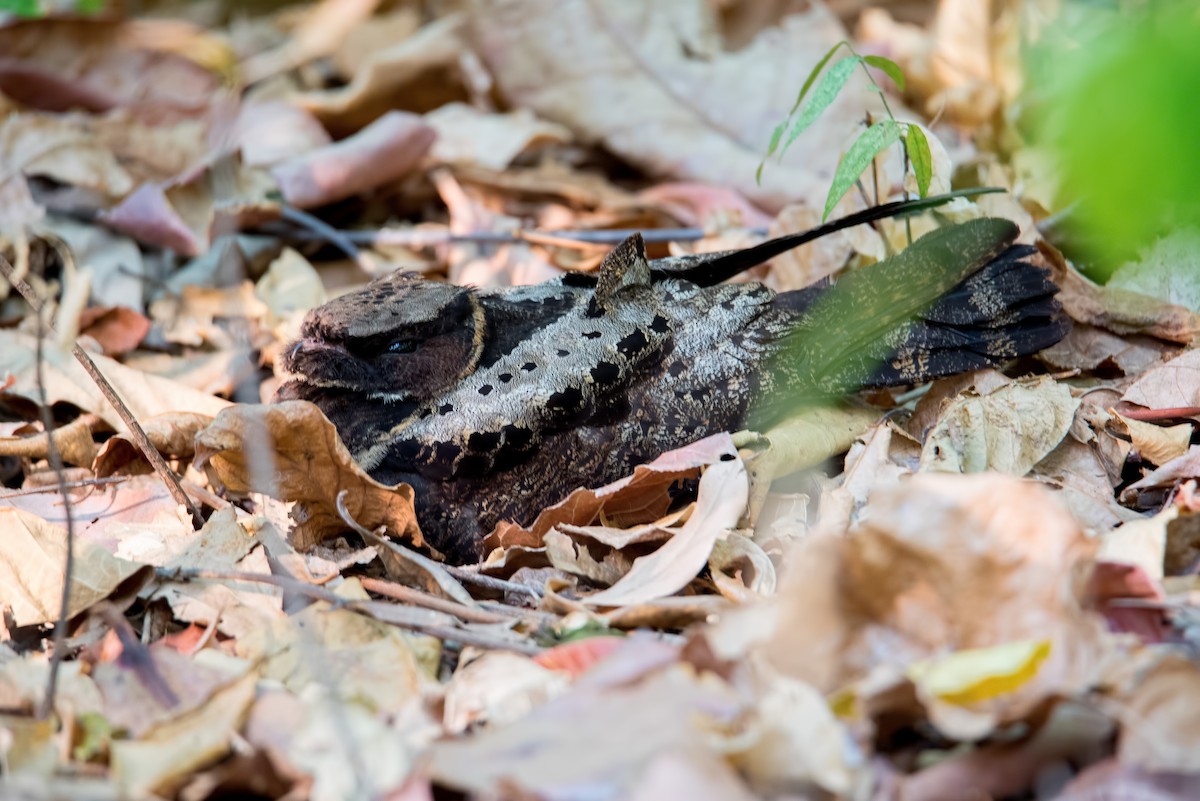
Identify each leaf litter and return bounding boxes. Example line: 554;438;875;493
0;1;1199;800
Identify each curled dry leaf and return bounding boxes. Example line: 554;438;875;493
0;112;134;199
93;412;214;477
583;456;748;607
295;13;470;135
102;156;280;256
0;507;153;627
193;400;422;551
443;651;570;733
271;110;436;209
765;473;1111;740
110;670;259;800
1114;411;1191;467
920;376;1078;476
484;432;738;553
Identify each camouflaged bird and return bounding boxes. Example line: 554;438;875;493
279;202;1069;563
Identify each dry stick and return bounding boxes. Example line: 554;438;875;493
332;490;542;600
0;255;205;529
0;474;129;498
155;567;541;654
32;293;75;722
358;577;513;624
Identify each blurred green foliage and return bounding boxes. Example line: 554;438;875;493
1030;5;1200;280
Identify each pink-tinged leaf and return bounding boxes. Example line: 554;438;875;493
272;110;436;209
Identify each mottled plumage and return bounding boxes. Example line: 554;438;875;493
280;213;1068;563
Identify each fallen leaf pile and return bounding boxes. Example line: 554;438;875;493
1;0;1200;799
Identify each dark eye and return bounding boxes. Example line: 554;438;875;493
388;339;417;354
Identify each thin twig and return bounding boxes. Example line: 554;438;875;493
263;223;770;250
279;205;376;274
155;566;541;654
442;565;544;599
358;577;512;624
32;283;75;722
0;474;129;498
0;254;205;529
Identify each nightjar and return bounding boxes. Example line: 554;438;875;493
279;199;1068;563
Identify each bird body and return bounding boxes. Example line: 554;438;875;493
281;210;1068;563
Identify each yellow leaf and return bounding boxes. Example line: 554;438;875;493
907;640;1052;705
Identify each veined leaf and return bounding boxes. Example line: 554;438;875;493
781;55;861;159
786;40;850;117
906;123;933;198
822;119;901;221
863;54;906;91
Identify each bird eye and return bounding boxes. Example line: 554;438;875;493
388;339;417;354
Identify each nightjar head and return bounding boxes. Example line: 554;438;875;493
281;271;484;402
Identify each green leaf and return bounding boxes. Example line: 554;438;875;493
786;40;850;116
863;55;906;91
757;120;789;183
780;56;861;159
823;120;902;221
906;124;933;198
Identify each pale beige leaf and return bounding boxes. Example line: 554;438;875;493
1097;505;1173;582
1115;411;1192;467
0;508;152;627
1123;348;1200;410
0;331;230;431
469;0;906;212
110;670;258;799
920;376;1078;476
426;102;571;170
1108;229;1200;312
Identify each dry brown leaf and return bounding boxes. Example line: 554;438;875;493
469;0;905;213
101;156;280;257
235;101;332;168
271;110;436;209
708;533;776;601
0;19;222;120
1040;322;1176;376
1037;241;1200;344
1033;436;1142;535
194;400;422;551
920;376;1078;476
0;414;98;467
0;507;153;627
1123;349;1200;411
78;305;151;356
1115;652;1200;774
1096;506;1173;582
241;0;383;84
0;112;134;199
1125;446;1200;495
235;579;431;713
766;473;1111;739
442;651;569;733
